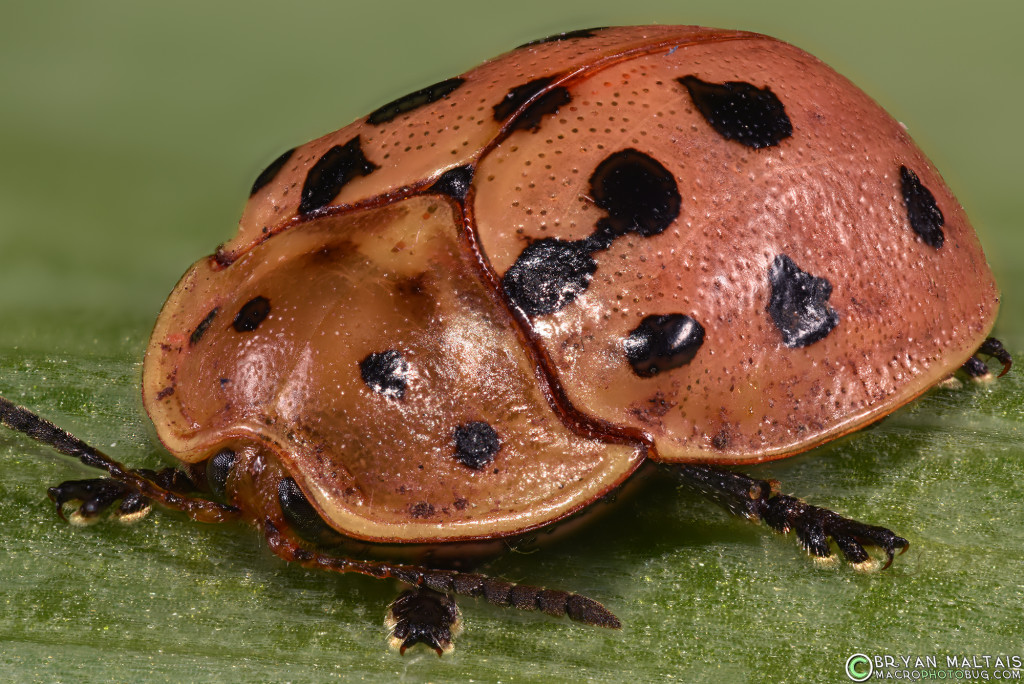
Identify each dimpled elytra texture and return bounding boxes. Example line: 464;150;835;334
472;35;997;461
223;26;746;262
145;26;999;543
144;197;643;541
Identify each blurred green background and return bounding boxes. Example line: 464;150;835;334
1;1;1021;682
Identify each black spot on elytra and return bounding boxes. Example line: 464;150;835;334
279;477;339;544
588;149;681;239
233;296;270;333
767;255;839;348
507;87;571;132
299;137;378;215
493;77;560;123
678;75;792;149
250;148;295;196
453;421;500;470
189;307;219;346
517;27;607;48
367;77;466;125
428;165;474;200
623;314;705;377
502;239;597;316
502;148;681;316
360;350;409;399
900;165;945;249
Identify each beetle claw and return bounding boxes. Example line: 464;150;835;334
385;588;461;656
47;477;151;525
962;337;1013;381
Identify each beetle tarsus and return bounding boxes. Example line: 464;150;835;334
47;477;150;524
673;463;908;569
960;355;991;381
386;588;461;655
758;493;908;568
963;337;1013;380
46;467;196;525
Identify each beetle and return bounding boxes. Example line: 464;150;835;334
0;25;1012;655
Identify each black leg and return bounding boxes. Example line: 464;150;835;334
961;336;1013;380
47;467;199;524
672;464;909;569
262;517;620;655
48;477;151;524
0;396;239;524
386;588;462;655
961;355;991;380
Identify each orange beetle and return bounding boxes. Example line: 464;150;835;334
0;26;1010;654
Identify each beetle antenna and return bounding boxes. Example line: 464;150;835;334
0;395;239;523
263;519;621;628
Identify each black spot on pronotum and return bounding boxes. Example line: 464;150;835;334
189;307;219;346
767;254;839;348
453;421;501;470
678;75;792;149
299;137;378;215
367;77;466;125
502;238;597;316
623;314;705;377
250;147;295;196
900;165;945;249
279;477;339;544
232;296;270;333
517;27;607;48
360;350;409;399
205;448;235;500
428;165;474;200
588;148;681;239
507;86;571;133
410;502;435;519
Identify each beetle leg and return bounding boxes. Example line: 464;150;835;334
46;467;198;524
262;516;620;654
0;396;240;524
672;464;909;569
960;336;1013;381
48;477;151;524
232;449;621;646
385;588;462;655
960;356;990;380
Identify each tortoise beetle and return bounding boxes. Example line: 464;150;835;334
0;25;1012;655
